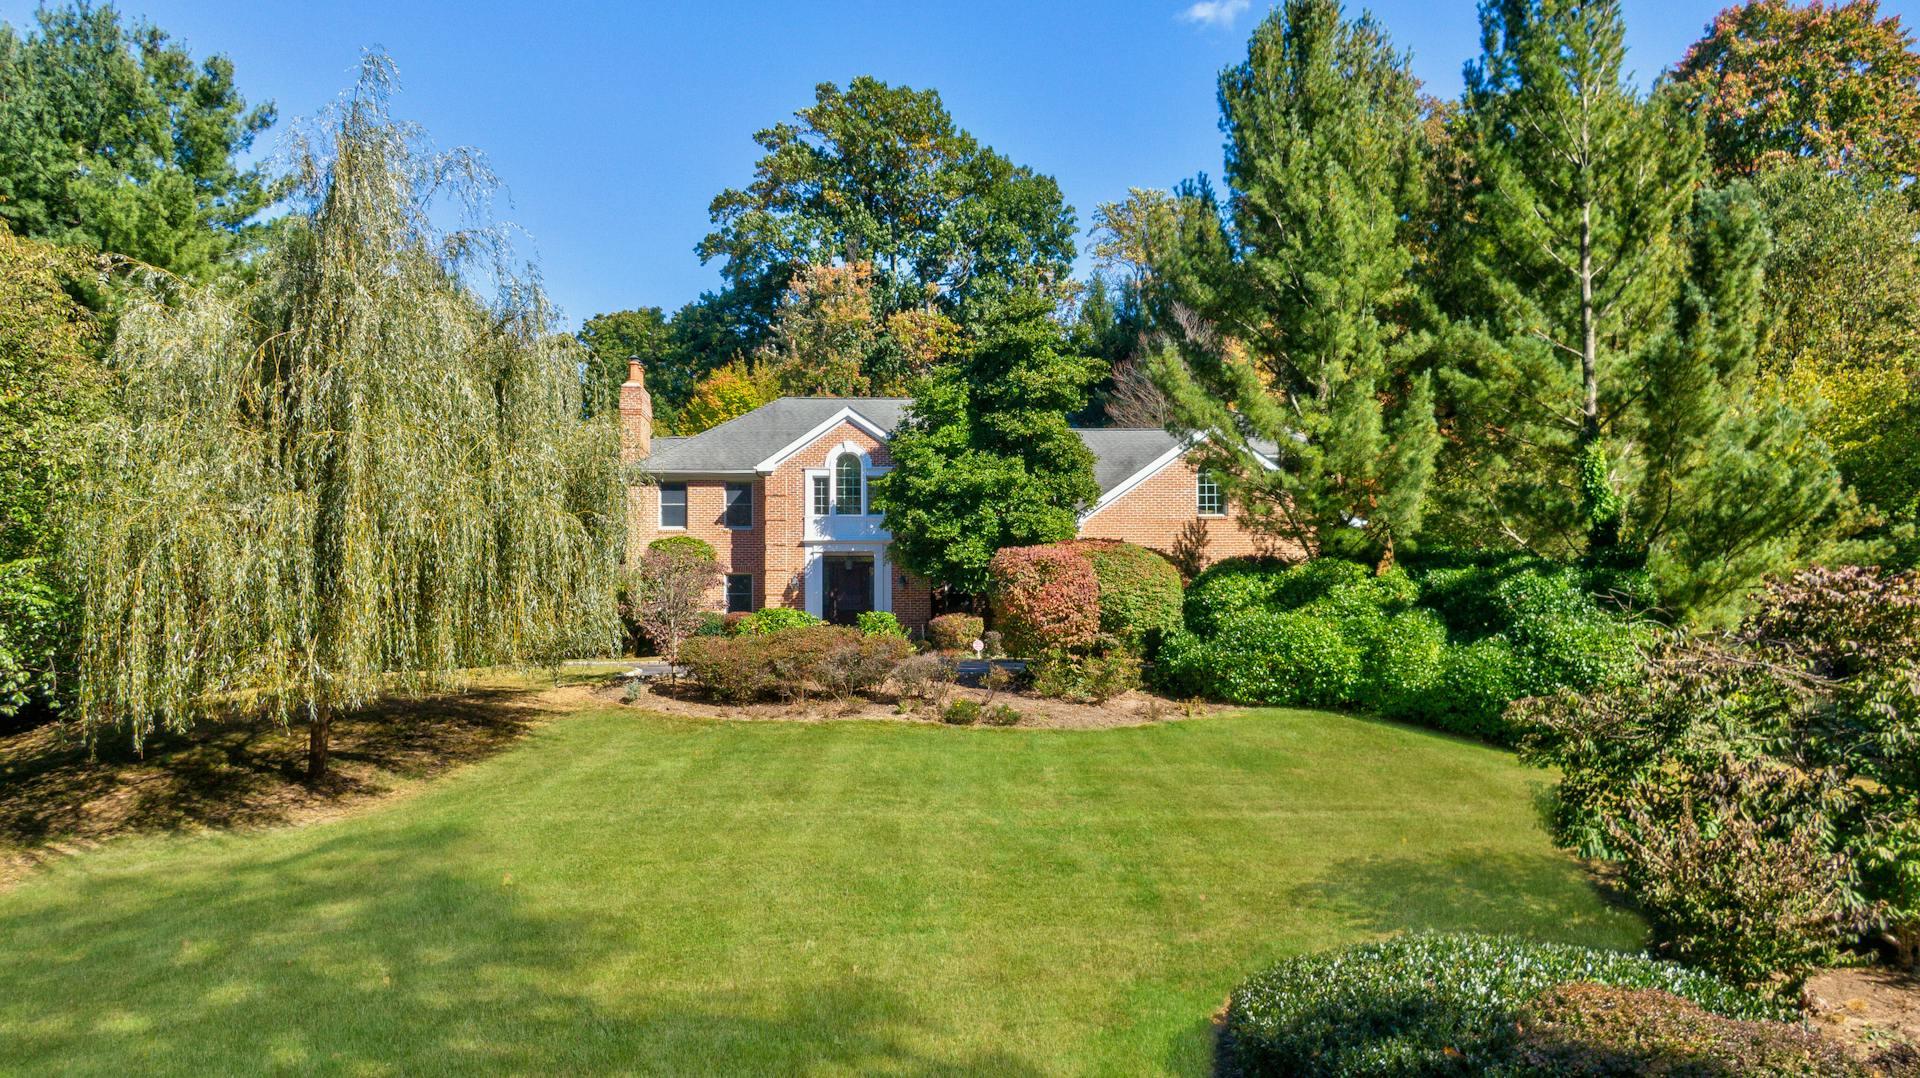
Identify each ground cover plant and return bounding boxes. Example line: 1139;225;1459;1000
0;702;1644;1074
1220;933;1786;1076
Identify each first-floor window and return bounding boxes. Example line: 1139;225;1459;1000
1197;471;1224;516
725;574;754;613
659;482;688;528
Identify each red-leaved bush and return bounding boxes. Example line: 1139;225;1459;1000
988;544;1100;656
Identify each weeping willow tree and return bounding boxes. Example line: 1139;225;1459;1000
69;57;624;779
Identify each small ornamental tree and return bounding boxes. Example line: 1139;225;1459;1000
624;545;722;664
986;545;1100;657
68;59;623;780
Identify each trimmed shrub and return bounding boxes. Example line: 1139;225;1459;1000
1207;608;1363;708
681;625;899;703
981;703;1022;727
1511;983;1866;1076
891;651;957;709
647;534;716;560
988;544;1100;656
813;631;913;701
1412;635;1524;743
1493;571;1641;695
856;610;906;638
1362;609;1448;717
1148;628;1212;698
1068;540;1183;656
1183;557;1292;638
1221;934;1782;1077
1029;646;1141;702
692;612;729;637
927;613;985;651
734;607;821;635
941;698;981;725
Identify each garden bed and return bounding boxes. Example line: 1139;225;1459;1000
602;677;1223;730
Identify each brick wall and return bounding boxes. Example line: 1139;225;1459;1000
625;418;936;633
626;479;765;611
1077;455;1302;574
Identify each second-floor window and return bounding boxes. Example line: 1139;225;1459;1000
1197;471;1224;517
659;482;688;528
834;453;863;515
812;475;830;516
723;482;752;528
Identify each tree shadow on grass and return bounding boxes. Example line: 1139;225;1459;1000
0;688;547;872
0;821;1041;1075
1295;847;1645;948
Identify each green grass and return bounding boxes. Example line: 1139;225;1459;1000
0;707;1642;1075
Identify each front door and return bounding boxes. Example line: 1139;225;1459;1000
823;555;875;626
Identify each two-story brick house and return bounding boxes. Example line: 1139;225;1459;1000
619;360;1291;633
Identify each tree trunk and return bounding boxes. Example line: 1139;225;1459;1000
307;704;331;782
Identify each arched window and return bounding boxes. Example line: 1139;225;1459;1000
834;453;864;515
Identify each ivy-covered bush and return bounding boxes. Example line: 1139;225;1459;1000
647;534;716;561
733;607;821;636
927;613;985;651
1066;540;1183;655
1221;934;1782;1077
987;544;1100;656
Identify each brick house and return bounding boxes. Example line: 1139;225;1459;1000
620;361;1293;633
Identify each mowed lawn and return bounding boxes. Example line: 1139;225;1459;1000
0;707;1643;1075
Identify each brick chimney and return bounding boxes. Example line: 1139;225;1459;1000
619;357;653;462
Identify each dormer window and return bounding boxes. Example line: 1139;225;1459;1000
834;453;864;515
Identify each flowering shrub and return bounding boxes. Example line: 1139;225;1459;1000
927;613;985;651
987;544;1100;656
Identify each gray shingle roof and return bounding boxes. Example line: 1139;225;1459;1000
643;397;1187;495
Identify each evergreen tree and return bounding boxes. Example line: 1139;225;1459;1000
1442;0;1848;619
1146;0;1439;564
69;59;622;779
0;3;275;278
871;285;1101;595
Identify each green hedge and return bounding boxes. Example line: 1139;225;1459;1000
1221;934;1783;1077
1072;540;1182;655
733;607;821;635
1156;556;1646;745
647;534;716;561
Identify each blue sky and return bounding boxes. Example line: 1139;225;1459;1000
8;0;1917;330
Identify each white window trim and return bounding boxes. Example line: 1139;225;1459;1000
803;442;888;519
754;407;893;474
1197;471;1227;518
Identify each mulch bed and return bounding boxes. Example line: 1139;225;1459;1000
607;678;1224;730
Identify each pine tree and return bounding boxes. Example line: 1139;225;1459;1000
68;59;623;779
1147;0;1438;565
1441;0;1849;619
1443;0;1701;555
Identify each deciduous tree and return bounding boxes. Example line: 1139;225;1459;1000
1674;0;1920;184
69;59;623;780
